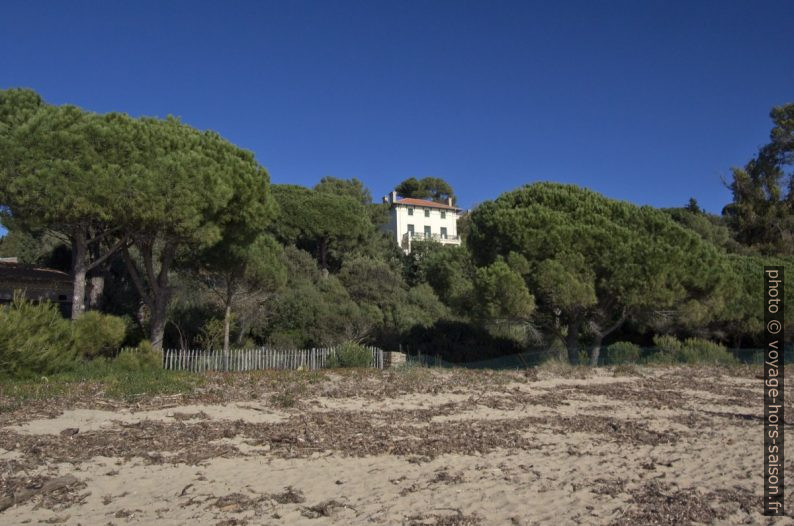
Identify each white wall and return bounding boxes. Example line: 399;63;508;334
388;204;460;243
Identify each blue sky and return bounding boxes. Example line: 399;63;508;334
1;0;793;222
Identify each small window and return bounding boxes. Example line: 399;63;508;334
424;209;430;217
408;208;414;216
441;211;446;219
407;224;415;234
424;225;431;237
440;227;447;239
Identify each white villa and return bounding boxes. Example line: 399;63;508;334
382;191;463;253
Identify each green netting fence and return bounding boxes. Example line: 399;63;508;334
405;347;790;370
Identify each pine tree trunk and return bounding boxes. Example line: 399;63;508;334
589;336;604;367
223;304;231;360
566;319;581;365
70;233;87;320
87;274;105;310
150;295;168;350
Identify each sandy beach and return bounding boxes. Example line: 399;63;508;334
0;365;790;525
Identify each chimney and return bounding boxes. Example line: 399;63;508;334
446;197;453;207
383;191;397;204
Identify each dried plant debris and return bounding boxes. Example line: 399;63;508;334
0;366;771;524
406;509;483;526
212;493;257;513
300;499;355;518
269;486;305;504
0;474;86;512
610;480;761;525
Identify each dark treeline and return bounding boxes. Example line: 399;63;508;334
1;89;792;366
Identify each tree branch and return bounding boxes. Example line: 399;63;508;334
121;245;153;309
598;308;628;339
85;236;130;271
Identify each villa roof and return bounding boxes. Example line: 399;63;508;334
0;262;72;285
394;198;460;211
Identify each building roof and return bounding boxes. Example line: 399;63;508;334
0;262;72;284
394;198;460;211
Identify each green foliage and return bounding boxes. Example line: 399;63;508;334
270;185;372;270
706;254;794;347
264;273;370;348
0;296;77;378
533;256;596;311
665;207;742;254
118;114;278;346
405;242;474;314
468;183;727;363
677;338;737;365
605;341;641;364
395;177;455;204
339;256;405;306
0;88;44;131
0;226;68;268
472;261;535;321
649;335;737;365
0;89;277;340
652;334;682;354
314;176;372;205
724;103;794;255
191;234;287;352
197;317;227;351
326;341;372;368
72;311;127;358
113;341;162;372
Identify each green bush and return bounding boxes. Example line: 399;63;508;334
113;341;162;372
72;311;127;358
197;318;226;351
678;337;737;365
605;341;641;364
653;334;682;353
648;335;737;365
647;334;682;364
326;342;372;368
0;295;77;378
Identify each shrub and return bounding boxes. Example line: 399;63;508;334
0;295;77;378
72;311;127;358
648;335;737;365
326;342;372;368
113;341;162;372
653;334;682;353
197;318;226;351
678;337;737;365
646;334;682;364
605;341;641;364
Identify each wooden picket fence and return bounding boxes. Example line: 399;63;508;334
149;346;384;372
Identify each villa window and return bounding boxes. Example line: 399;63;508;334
441;227;447;239
424;209;430;217
407;224;415;235
441;211;446;219
424;225;431;237
408;208;414;216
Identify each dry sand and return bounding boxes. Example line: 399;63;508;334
0;365;791;525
